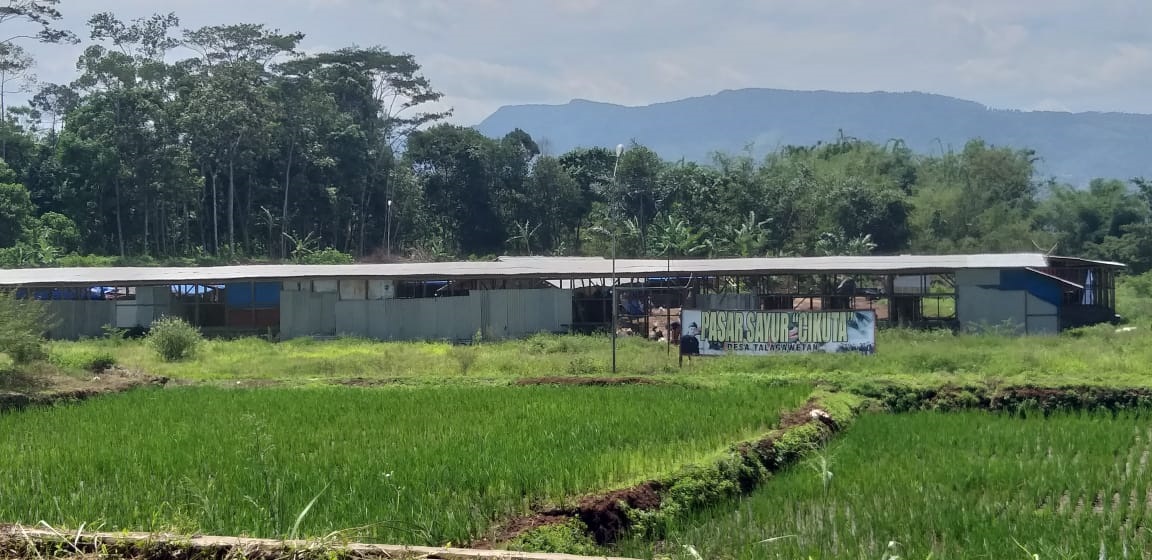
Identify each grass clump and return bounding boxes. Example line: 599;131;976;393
448;344;480;375
48;346;115;373
506;519;601;556
0;291;50;365
147;316;203;362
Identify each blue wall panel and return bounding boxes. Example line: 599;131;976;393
999;270;1062;307
225;282;281;307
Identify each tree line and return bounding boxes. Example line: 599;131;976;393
0;3;1149;272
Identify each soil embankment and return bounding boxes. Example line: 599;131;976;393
481;391;861;550
484;383;1152;552
0;368;169;414
515;377;665;387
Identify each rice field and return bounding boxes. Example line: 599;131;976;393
0;383;809;546
618;410;1152;559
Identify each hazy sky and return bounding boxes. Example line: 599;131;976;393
20;0;1152;124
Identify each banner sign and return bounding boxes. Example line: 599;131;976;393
679;309;877;355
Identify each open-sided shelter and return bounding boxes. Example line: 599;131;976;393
0;253;1123;341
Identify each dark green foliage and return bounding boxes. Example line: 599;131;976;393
146;316;203;362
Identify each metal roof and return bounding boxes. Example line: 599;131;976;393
0;253;1064;288
1046;255;1127;268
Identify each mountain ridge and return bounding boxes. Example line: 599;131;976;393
475;88;1152;185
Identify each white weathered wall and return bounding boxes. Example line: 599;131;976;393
115;287;173;328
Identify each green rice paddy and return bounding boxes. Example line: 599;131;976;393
0;383;809;546
618;410;1152;559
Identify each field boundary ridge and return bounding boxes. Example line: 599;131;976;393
0;524;639;560
484;389;866;551
861;383;1152;413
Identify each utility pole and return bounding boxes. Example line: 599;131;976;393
611;143;624;373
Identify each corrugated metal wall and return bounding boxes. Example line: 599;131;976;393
956;269;1059;335
45;301;116;339
44;287;174;339
281;289;572;341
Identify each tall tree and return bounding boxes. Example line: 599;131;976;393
612;142;665;255
558;147;616;252
66;12;184;256
280;46;449;255
180;23;301;254
0;0;77;45
30;82;77;133
0;42;31;125
406;124;502;255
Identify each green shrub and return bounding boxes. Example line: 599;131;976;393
505;519;600;555
147;316;203;362
294;248;354;265
0;291;51;364
49;347;116;372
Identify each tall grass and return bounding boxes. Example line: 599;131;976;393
46;324;1152;390
0;383;809;545
618;410;1152;559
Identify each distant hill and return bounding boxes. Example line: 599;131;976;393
476;89;1152;186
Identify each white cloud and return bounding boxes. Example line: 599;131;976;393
9;0;1152;123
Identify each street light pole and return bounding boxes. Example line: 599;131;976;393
386;199;393;259
611;143;624;374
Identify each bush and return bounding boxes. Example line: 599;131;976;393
566;357;597;376
0;290;51;364
147;316;203;362
449;345;479;375
49;347;116;373
505;518;600;555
